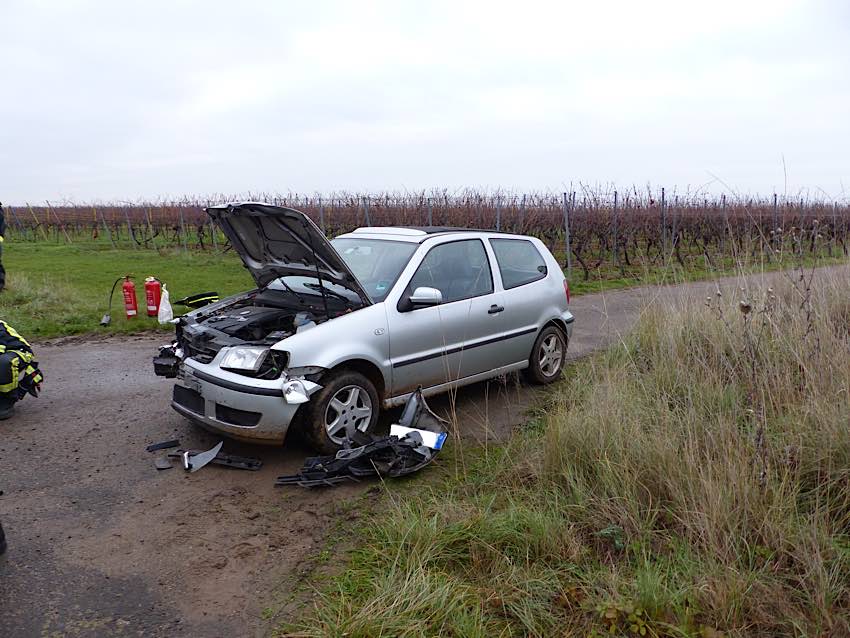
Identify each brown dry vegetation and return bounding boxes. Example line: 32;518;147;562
284;257;850;637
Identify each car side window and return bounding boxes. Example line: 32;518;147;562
407;239;493;303
489;238;548;289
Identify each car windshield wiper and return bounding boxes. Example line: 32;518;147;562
303;282;352;305
276;278;307;304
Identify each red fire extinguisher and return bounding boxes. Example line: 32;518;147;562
144;277;162;317
122;276;138;318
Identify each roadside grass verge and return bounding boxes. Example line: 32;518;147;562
283;264;850;637
1;242;252;339
2;239;845;340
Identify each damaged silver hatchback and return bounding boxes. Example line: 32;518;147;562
154;202;574;452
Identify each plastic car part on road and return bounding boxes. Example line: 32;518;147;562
275;388;448;488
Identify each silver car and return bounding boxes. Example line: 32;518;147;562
154;202;573;452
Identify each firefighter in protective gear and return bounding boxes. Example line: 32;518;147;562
0;320;43;419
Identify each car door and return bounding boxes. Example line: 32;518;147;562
487;237;552;365
387;238;505;396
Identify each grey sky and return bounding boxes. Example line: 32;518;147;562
2;0;848;203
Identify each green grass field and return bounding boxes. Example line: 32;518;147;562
0;242;254;339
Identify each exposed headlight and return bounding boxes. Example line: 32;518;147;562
220;346;269;372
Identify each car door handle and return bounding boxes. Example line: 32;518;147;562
488;304;505;314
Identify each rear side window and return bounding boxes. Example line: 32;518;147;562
489;239;548;289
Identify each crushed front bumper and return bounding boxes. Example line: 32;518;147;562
170;358;319;445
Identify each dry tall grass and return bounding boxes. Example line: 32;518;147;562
544;265;850;635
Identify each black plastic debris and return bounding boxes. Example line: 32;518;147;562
146;439;180;452
166;449;263;471
152;346;180;378
276;388;448;488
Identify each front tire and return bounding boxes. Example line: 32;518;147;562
302;370;380;453
524;324;567;384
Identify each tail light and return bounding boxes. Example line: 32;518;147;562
564;279;570;305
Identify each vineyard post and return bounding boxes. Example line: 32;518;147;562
363;196;371;226
772;193;778;250
562;192;572;279
427;198;433;227
318;196;325;233
97;207;116;248
661;187;667;262
178;206;188;253
52;203;64;242
27;204;48;241
122;207;136;249
832;202;837;256
519;194;526;232
47;201;72;243
671;195;679;265
145;206;158;250
7;206;24;241
496;194;502;231
721;193;728;254
612;190;619;270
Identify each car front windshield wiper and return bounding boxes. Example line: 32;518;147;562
275;278;307;304
302;282;354;305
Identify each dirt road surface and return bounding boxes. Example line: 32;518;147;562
0;266;844;637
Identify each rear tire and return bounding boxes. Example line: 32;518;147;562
302;370;380;454
524;324;567;385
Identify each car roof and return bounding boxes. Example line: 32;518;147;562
335;226;521;244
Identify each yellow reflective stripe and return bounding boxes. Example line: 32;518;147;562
0;356;19;393
10;350;33;363
0;321;31;349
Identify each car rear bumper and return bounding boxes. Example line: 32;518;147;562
170;359;303;445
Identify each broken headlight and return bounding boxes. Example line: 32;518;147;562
220;346;269;372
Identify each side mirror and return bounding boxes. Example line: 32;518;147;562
408;286;442;308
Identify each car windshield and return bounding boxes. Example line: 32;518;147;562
330;237;417;302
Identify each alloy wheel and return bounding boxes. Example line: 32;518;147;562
538;333;564;377
324;384;373;443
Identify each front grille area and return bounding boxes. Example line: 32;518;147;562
215;404;262;427
173;384;204;414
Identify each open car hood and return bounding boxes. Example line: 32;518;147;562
206;203;372;306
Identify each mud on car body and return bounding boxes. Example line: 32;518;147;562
154;202;574;453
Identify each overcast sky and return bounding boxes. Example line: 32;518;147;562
2;0;848;203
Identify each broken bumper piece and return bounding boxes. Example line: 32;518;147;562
167;446;263;472
153;345;180;378
276;388;448;488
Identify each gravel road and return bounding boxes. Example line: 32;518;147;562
0;265;844;637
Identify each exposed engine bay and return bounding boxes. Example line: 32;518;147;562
154;285;356;380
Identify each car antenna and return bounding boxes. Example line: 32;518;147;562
301;217;332;319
